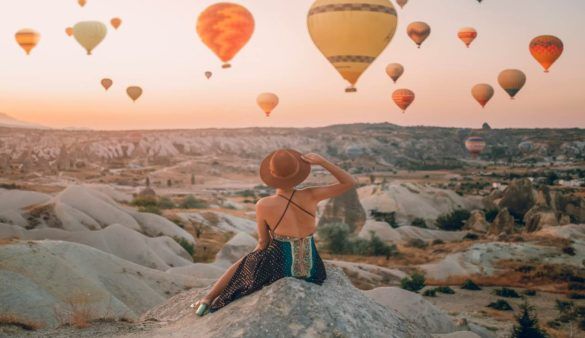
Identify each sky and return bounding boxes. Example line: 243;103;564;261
0;0;584;130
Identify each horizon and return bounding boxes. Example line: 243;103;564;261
1;0;584;130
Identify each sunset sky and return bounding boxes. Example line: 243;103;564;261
0;0;584;130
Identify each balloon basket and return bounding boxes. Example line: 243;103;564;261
222;63;231;69
265;112;270;117
345;87;357;93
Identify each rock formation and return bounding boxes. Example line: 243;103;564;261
465;210;489;233
489;208;515;235
523;205;558;232
318;187;366;232
499;178;537;219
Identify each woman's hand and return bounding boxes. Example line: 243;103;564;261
301;153;328;166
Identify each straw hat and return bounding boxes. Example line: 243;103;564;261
259;149;311;189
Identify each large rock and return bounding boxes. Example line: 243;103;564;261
523;205;558;232
489;208;515;235
465;210;489;233
178;211;256;235
365;287;456;334
557;194;585;223
318;187;366;232
0;240;205;329
142;266;429;338
498;179;537;219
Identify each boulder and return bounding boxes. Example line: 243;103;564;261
489;208;515;235
142;266;429;338
318;187;366;232
557;194;585;224
499;179;537;219
523;205;558;232
465;210;489;233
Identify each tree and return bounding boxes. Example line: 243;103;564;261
145;176;150;187
435;209;471;231
511;301;548;338
167;179;172;187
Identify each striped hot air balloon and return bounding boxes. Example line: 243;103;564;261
197;3;255;69
498;69;526;99
529;35;563;73
15;29;40;55
407;22;431;48
392;89;415;113
307;0;398;93
458;27;477;48
465;136;486;159
471;84;494;108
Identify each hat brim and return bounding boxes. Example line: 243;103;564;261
259;149;311;189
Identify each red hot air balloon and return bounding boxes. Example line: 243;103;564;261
458;27;477;48
529;35;563;73
392;89;415;113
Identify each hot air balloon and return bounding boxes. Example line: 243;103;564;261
127;86;143;102
471;84;494;108
392;89;415;113
196;3;255;69
110;18;122;30
15;29;40;55
101;78;113;91
73;21;107;55
385;63;404;83
465;136;486;159
257;93;279;117
396;0;408;9
78;0;87;7
458;27;477;48
307;0;398;92
205;71;212;79
407;22;430;48
498;69;526;99
529;35;563;73
65;27;74;37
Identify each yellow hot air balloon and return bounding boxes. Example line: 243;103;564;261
257;93;279;117
101;78;113;91
385;63;404;83
111;18;122;30
205;71;213;79
465;136;486;159
392;89;415;113
65;27;74;37
471;84;494;108
127;86;143;102
15;29;40;55
308;0;398;93
396;0;408;9
73;21;107;55
498;69;526;100
197;3;255;69
529;35;563;73
78;0;87;7
458;27;477;48
407;22;430;48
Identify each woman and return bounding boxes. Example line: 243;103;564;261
193;149;356;315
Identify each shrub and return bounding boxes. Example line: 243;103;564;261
367;232;398;257
400;273;426;293
317;223;351;254
494;287;521;298
463;232;479;241
370;210;398;228
423;289;437;297
317;224;398;257
411;218;427;228
568;293;585;300
432;239;444;245
461;279;481;291
138;205;161;215
406;238;428;249
488;299;513;311
511;301;548;337
434;286;455;294
174;237;194;257
180;195;208;209
485;208;499;223
158;197;175;209
524;290;537;297
435;209;471;231
131;195;157;207
562;246;576;256
237;189;255;198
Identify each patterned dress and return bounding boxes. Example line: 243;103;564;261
209;191;327;312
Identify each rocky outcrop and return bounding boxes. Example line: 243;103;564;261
499;179;537;219
465;210;489;233
523;205;558;232
318;187;366;232
557;194;585;224
358;221;467;244
142;266;430;338
489;208;515;235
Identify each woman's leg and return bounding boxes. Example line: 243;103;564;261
200;257;244;304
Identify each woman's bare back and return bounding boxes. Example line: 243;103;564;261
257;189;317;238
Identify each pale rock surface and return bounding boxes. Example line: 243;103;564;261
358;221;467;244
0;189;51;226
177;211;256;234
465;210;489;233
328;260;408;285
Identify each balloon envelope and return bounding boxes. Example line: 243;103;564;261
471;84;494;108
110;18;122;30
385;63;404;83
529;35;563;72
407;22;430;48
78;0;87;7
127;86;143;102
392;89;415;112
458;27;477;48
307;0;398;92
257;93;279;117
205;71;213;79
196;3;255;68
15;29;40;55
101;78;113;91
498;69;526;99
65;27;74;37
465;137;486;159
73;21;107;55
396;0;408;9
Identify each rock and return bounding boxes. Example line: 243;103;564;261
365;287;456;334
465;210;489;233
318;187;366;232
481;123;491;130
142;266;429;338
523;205;558;232
358;221;467;244
557;194;585;223
559;214;572;225
499;179;537;219
433;332;481;338
489;208;515;235
327;260;407;288
0;240;205;329
132;212;194;245
178;211;256;235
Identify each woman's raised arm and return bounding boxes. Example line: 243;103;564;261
301;153;357;202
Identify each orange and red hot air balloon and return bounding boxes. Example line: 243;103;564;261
471;84;494;108
465;136;486;159
196;3;255;69
458;27;477;48
392;89;415;113
110;18;122;30
65;27;74;37
529;35;563;73
15;29;40;55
